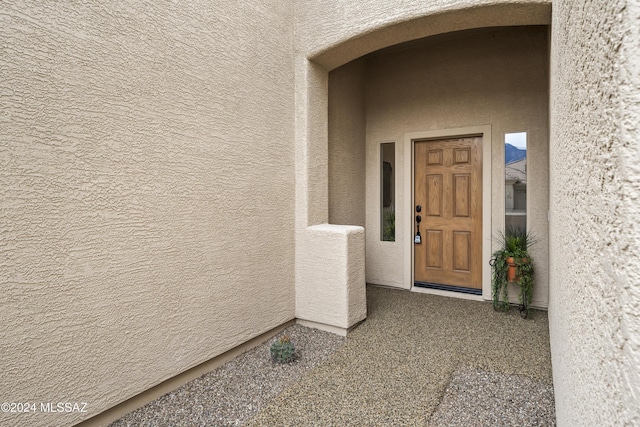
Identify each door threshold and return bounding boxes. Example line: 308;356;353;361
411;283;484;301
411;285;484;301
414;281;482;295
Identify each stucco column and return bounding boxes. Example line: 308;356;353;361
294;56;367;334
294;58;329;229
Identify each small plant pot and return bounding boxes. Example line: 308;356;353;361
506;257;529;283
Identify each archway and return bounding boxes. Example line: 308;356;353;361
295;1;552;333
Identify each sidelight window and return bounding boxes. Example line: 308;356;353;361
381;142;395;241
504;132;527;233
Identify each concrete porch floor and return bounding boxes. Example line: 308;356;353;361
111;285;555;426
247;285;555;426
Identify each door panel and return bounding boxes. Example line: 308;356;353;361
453;174;470;217
453;231;471;272
428;149;443;165
426;174;443;216
425;230;443;269
414;137;482;289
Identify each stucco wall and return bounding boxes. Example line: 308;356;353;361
362;27;550;306
0;2;295;426
328;59;366;227
297;0;551;70
4;1;639;425
549;0;640;425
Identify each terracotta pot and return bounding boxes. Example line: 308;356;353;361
506;257;528;283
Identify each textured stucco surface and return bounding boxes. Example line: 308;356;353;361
328;59;366;227
296;225;366;331
301;1;551;305
359;27;550;305
0;2;295;426
295;0;551;234
294;59;329;230
3;1;640;425
549;0;640;425
297;0;551;70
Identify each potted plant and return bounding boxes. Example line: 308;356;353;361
383;210;395;242
490;227;536;318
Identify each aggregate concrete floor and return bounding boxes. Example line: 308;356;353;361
112;285;555;426
246;286;555;426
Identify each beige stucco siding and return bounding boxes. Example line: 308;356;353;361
328;59;367;227
362;26;550;305
0;2;295;426
2;1;639;426
549;0;640;425
296;225;366;332
297;0;551;70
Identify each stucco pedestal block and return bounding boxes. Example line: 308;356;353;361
296;224;366;335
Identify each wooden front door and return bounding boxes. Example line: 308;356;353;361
414;136;482;290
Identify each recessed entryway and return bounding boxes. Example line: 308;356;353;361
327;26;548;306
